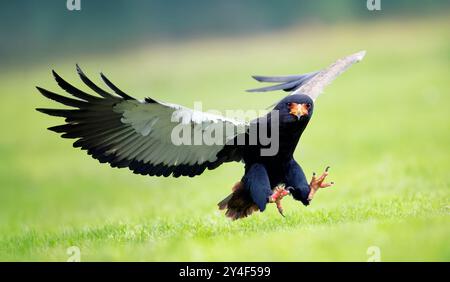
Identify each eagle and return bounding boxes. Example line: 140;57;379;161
36;51;365;220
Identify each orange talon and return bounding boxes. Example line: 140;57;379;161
270;184;290;216
308;166;334;202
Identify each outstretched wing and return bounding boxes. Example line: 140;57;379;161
37;65;246;177
246;50;366;101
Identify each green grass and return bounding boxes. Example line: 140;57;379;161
0;16;449;261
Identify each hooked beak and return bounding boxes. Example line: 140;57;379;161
289;103;310;119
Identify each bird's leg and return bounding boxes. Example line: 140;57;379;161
308;166;334;202
269;184;290;216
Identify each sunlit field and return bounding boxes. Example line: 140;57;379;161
0;16;449;261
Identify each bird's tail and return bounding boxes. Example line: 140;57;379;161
218;181;259;220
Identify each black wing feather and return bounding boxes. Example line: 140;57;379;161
246;71;319;93
76;64;114;99
100;72;134;100
52;70;106;103
36;87;91;108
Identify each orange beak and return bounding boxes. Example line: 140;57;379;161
289;103;309;118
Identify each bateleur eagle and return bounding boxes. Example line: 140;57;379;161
36;51;365;220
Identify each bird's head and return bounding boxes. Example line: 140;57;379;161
273;94;314;124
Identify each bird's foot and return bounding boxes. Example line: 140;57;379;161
308;166;334;202
269;184;290;217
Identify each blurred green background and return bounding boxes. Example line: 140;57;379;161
0;1;449;261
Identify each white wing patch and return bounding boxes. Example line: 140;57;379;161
113;99;247;166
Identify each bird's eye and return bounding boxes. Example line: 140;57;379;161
306;103;311;109
287;102;292;107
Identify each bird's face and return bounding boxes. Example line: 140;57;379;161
274;94;314;124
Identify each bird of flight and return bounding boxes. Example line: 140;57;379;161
36;51;365;220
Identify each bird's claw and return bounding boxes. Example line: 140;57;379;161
270;184;290;217
308;166;334;201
